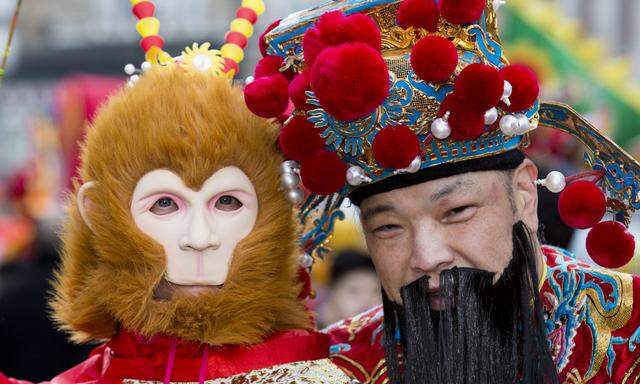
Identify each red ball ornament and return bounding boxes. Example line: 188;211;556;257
454;63;504;113
310;43;389;121
225;31;248;49
303;11;382;68
223;58;239;76
438;93;485;141
410;35;458;84
439;0;486;25
499;65;540;112
557;181;606;229
586;221;636;269
243;74;290;118
259;19;281;57
397;0;440;31
289;72;311;111
254;55;293;80
132;1;155;19
140;35;164;52
278;115;325;162
372;125;420;169
300;150;348;195
236;7;258;24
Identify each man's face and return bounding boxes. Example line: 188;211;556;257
359;167;537;304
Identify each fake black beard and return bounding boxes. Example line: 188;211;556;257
382;221;559;384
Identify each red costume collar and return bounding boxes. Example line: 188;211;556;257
100;329;330;381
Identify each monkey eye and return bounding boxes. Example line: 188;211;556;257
214;195;243;212
150;197;179;215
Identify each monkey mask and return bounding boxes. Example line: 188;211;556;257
51;68;311;346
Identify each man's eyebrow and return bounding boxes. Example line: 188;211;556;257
430;179;475;202
360;204;395;222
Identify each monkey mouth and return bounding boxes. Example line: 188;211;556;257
153;277;223;300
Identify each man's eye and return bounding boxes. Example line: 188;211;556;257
443;205;476;222
150;197;179;215
215;195;243;212
373;224;402;238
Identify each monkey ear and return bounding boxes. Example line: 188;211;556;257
77;181;96;234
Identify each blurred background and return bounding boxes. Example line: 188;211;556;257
0;0;639;379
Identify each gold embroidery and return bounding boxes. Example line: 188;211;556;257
622;355;640;384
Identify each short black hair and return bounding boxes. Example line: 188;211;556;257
330;249;375;286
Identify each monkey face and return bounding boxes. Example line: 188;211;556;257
131;167;258;292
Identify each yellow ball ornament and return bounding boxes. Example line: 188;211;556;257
136;17;160;37
221;43;245;63
230;18;254;38
241;0;265;16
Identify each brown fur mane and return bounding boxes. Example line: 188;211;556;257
51;69;311;345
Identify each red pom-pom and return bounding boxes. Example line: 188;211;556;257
439;0;486;25
132;1;155;19
279;115;325;161
300;150;347;195
454;63;503;113
310;43;389;121
303;11;382;67
243;74;290;118
259;19;281;57
289;72;311;111
411;36;458;84
225;31;248;49
140;35;164;52
586;221;636;268
254;55;293;80
558;181;606;229
397;0;440;31
499;65;539;112
438;93;485;140
372;125;420;169
236;7;258;24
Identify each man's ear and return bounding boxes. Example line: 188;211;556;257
512;158;539;231
77;181;96;234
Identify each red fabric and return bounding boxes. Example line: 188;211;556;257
411;36;458;84
1;330;330;383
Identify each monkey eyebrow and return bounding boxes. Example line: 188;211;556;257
430;179;474;202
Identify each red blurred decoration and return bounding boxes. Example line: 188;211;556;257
140;35;164;52
558;181;606;229
278;115;325;162
310;43;389;121
243;74;290;118
372;125;420;169
300;150;348;195
132;1;155;19
439;93;485;140
439;0;486;25
586;221;635;269
236;7;258;24
397;0;440;31
410;35;458;84
224;31;249;49
259;19;281;57
454;63;504;112
223;58;239;76
499;65;539;112
298;268;312;299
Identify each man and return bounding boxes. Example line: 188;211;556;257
246;0;640;382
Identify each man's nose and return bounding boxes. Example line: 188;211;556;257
409;227;455;275
180;209;220;251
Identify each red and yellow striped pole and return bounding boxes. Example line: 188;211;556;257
130;0;172;65
221;0;265;77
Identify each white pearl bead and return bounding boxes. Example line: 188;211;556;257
245;76;255;85
141;61;152;72
287;188;304;205
346;166;371;186
515;113;530;134
484;107;498;125
501;80;513;106
406;156;421;173
130;74;140;83
499;114;518;136
545;171;566;193
124;64;136;75
299;254;314;268
431;117;451;139
281;160;299;173
192;54;212;72
281;172;300;189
